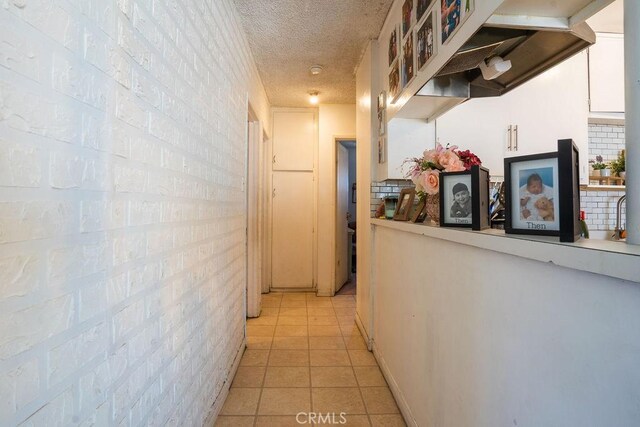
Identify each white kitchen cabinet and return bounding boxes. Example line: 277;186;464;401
588;33;624;113
436;51;589;183
377;118;436;180
272;110;316;171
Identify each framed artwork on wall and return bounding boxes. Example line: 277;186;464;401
416;7;437;71
389;26;399;66
402;32;415;88
441;0;474;44
417;0;434;22
389;61;400;102
402;0;414;38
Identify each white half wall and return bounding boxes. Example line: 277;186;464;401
317;104;356;296
0;0;269;425
372;225;640;427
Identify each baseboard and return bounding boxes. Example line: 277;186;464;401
372;341;418;427
354;312;371;351
203;337;246;426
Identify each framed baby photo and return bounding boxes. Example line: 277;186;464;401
439;165;490;230
393;188;416;221
504;152;560;236
441;0;475;44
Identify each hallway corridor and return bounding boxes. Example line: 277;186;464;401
215;293;405;426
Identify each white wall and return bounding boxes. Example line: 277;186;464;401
0;0;269;425
317;104;356;296
372;226;640;427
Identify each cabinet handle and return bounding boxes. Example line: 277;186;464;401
507;125;513;151
514;125;518;151
273;188;276;198
273;155;276;164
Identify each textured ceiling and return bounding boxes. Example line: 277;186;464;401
233;0;394;107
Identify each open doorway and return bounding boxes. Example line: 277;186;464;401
335;139;357;295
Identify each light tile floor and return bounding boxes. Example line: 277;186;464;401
215;292;406;427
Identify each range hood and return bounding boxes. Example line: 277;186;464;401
415;20;596;109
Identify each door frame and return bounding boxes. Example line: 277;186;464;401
247;106;263;317
334;136;357;295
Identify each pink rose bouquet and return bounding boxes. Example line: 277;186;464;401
405;143;482;198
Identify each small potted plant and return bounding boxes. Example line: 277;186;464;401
610;150;626;179
589;155;607;177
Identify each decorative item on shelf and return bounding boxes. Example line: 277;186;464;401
405;142;483;225
504;139;580;242
411;197;427;223
439;165;490;230
384;196;399;219
589;155;606;177
610;149;626;178
393;188;416;221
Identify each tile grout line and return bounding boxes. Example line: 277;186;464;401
252;297;279;426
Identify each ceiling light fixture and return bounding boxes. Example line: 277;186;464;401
309;91;319;105
309;65;323;75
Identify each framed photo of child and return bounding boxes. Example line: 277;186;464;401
439;165;490;230
505;153;560;235
505;140;580;240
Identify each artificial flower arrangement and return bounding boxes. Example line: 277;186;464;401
405;143;482;198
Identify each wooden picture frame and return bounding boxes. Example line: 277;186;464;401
439;165;490;230
411;197;427;223
394;188;416;221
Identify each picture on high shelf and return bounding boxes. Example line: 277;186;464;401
402;33;414;87
417;9;436;70
417;0;433;22
389;61;400;101
402;0;413;37
389;27;398;65
441;0;474;44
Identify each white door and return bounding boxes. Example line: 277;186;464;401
271;171;314;289
335;144;350;292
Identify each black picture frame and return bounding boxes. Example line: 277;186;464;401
504;140;579;240
394;188;416;221
558;139;581;242
439;165;490;230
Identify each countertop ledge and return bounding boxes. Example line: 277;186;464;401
371;218;640;284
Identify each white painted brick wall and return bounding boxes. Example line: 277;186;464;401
0;0;266;425
580;189;626;231
588;123;625;163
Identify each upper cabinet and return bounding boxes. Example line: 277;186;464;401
272;110;316;171
588;33;625;113
436;51;589;182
